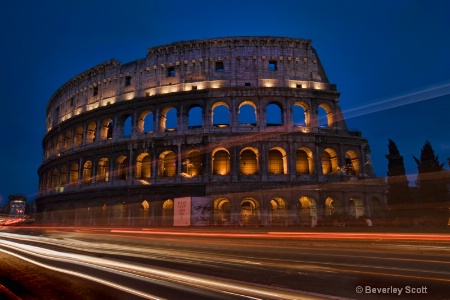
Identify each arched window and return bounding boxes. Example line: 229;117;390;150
74;126;84;147
116;156;128;180
212;149;230;175
138;110;154;133
69;163;79;184
293;103;308;126
188;106;202;128
64;130;72;150
123;116;132;137
56;134;63;154
318;103;333;128
136;153;151;179
212;103;230;127
86;122;96;144
238;102;256;125
296;149;310;174
318;106;328;128
322;148;338;174
298;196;317;226
162;199;174;225
240;198;260;226
266;103;282;126
159;151;176;177
240;149;258;175
161;107;177;132
268;149;285;174
345;150;360;175
60;166;67;186
97;158;109;182
51;169;58;188
100;118;114;140
185;150;202;176
82;161;93;184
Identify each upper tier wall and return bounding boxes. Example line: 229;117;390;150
46;37;333;131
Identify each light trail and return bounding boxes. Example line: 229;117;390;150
0;235;329;300
342;80;450;120
111;229;450;241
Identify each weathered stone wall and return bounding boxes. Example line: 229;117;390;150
37;37;386;227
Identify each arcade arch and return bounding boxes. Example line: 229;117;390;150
240;198;260;225
159;150;177;177
268;147;287;175
298;196;317;226
240;147;258;175
212;102;230;126
238;101;257;125
322;148;338;174
212;148;230;175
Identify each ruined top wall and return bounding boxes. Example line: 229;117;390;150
46;36;333;131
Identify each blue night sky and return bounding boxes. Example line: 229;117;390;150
1;0;449;205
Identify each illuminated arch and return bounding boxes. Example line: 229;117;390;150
116;156;128;180
69;163;79;184
270;197;288;226
240;147;258;175
137;110;154;133
324;196;343;216
136;153;151;179
82;160;93;184
159;150;177;177
298;196;317;226
345;149;360;175
212;148;230;175
293;102;310;127
162;199;174;225
214;198;231;224
185;150;202;176
60;165;67;186
64;130;72;150
100;118;114;140
318;103;334;128
349;197;365;218
74;126;84;147
322;148;338;174
97;158;109;182
86;121;96;144
296;147;314;174
51;168;58;188
240;198;260;225
160;106;177;132
268;147;287;174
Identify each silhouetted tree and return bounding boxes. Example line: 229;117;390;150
385;139;412;225
413;141;449;226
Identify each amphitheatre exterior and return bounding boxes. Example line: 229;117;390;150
36;36;386;226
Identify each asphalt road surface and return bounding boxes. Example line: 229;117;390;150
1;227;449;300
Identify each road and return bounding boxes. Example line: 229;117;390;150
0;227;449;299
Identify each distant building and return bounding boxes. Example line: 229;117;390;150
7;194;27;218
36;36;386;227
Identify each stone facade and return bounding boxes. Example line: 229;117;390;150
36;36;386;227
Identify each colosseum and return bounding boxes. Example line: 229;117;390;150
36;36;386;227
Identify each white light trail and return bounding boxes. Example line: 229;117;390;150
0;236;327;300
343;80;450;119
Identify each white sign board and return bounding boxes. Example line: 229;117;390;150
173;197;191;226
